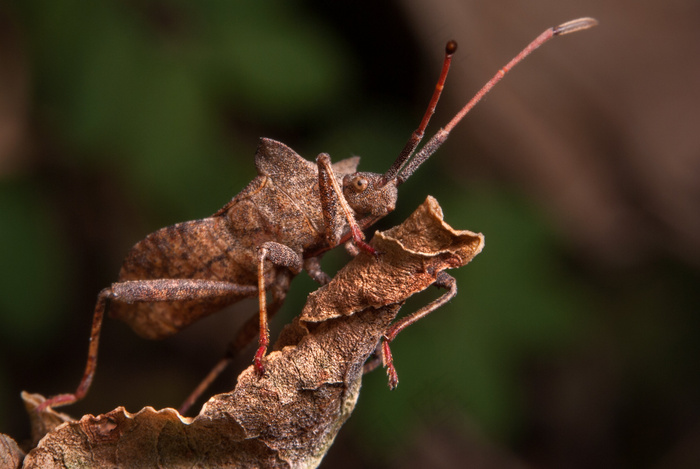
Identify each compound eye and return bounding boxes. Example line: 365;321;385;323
351;176;369;192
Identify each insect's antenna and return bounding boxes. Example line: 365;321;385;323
382;40;458;186
396;17;598;185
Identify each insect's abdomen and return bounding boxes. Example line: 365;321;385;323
118;217;255;284
110;217;258;339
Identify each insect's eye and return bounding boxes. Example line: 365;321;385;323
351;176;369;192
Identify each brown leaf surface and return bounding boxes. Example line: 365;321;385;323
20;393;74;447
301;195;484;323
0;433;24;469
21;196;484;469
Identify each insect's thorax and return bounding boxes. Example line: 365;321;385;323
224;174;332;253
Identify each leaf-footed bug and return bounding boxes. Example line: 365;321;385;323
37;17;597;412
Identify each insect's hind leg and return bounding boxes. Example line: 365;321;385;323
37;287;113;411
37;278;256;412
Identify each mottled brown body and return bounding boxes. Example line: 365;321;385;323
25;197;484;467
36;20;597;411
111;138;360;340
37;38;456;412
39;131;401;412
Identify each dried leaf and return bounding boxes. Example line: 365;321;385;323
21;196;483;468
21;392;74;447
0;433;25;469
301;195;484;322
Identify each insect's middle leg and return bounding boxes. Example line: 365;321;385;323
180;257;330;414
179;270;293;415
254;241;303;374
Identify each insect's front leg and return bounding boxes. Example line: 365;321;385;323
38;279;256;411
378;272;458;390
316;153;377;256
254;241;303;374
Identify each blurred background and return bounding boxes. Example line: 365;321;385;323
1;1;698;467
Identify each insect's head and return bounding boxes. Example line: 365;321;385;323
340;39;455;220
342;172;398;217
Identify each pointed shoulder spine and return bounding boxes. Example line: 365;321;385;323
254;138;313;177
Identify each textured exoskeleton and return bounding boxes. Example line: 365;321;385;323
112;138;382;341
36;17;597;411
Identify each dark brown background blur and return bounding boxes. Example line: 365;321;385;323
1;1;698;468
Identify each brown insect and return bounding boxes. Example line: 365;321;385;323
37;17;597;411
27;197;481;464
176;195;485;415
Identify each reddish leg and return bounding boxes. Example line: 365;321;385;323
181;258;327;415
38;279;255;411
381;272;457;389
178;356;231;415
37;288;112;411
254;242;303;375
317;153;378;257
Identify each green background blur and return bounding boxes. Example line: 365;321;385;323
1;1;698;468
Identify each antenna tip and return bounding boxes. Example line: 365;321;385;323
553;17;599;36
445;40;458;55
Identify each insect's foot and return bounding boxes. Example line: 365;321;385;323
386;365;399;390
356;239;381;259
350;225;380;259
254;346;267;376
381;340;399;389
36;393;76;412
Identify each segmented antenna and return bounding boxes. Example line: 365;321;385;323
394;17;598;185
382;40;458;185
